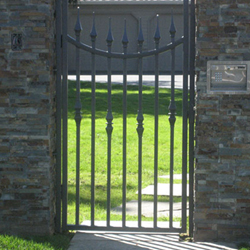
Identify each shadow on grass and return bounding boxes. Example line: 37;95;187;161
67;81;184;119
67;184;183;209
238;243;250;250
28;233;74;250
67;183;133;209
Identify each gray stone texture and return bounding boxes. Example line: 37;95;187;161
0;0;56;235
195;0;250;242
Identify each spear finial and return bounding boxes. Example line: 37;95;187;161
74;7;83;33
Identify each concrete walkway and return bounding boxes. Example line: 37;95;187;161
81;221;181;228
68;232;238;250
68;75;186;89
112;200;188;218
139;183;189;197
159;174;189;180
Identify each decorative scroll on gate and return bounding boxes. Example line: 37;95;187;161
56;0;195;235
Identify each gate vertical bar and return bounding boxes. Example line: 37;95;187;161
122;18;128;228
168;12;177;229
154;15;160;228
189;0;195;237
106;18;114;227
55;0;62;233
182;0;189;232
137;19;144;228
62;0;68;231
74;8;83;226
90;17;97;227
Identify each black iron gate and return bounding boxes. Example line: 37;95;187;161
56;0;195;235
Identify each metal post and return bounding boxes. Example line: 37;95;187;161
137;19;144;228
154;15;161;228
74;7;83;226
122;18;128;228
62;0;68;232
90;16;97;227
168;12;177;229
189;0;196;238
55;0;62;233
182;0;189;233
106;17;114;228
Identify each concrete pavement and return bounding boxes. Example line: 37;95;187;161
68;75;186;89
68;232;238;250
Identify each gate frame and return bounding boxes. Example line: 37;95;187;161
55;0;195;236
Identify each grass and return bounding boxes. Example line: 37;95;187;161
0;233;74;250
66;80;188;224
238;243;250;250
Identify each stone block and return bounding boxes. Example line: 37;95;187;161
195;0;250;242
194;228;218;242
0;0;56;236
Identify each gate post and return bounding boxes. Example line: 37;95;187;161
195;0;250;242
0;1;56;235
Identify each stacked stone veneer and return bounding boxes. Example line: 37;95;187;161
195;0;250;242
0;1;56;235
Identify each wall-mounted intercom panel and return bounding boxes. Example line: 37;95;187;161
207;61;250;94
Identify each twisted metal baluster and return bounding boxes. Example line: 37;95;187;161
122;19;129;228
106;18;114;228
137;18;144;228
90;13;97;227
74;7;83;226
168;12;176;229
154;15;160;228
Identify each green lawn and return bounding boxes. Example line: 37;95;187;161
239;247;250;250
238;243;250;250
66;80;187;224
0;233;73;250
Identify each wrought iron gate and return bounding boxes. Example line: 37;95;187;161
56;0;195;235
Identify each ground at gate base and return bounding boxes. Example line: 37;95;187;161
68;232;238;250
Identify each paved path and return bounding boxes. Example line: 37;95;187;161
68;75;186;89
139;183;189;197
68;232;237;250
81;221;181;228
112;200;188;218
159;174;189;180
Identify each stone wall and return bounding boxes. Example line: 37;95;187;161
195;0;250;242
0;0;56;235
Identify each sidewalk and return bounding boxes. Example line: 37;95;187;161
68;75;186;89
68;232;238;250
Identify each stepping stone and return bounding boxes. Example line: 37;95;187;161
82;220;181;228
112;200;189;218
139;183;189;197
159;174;189;180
